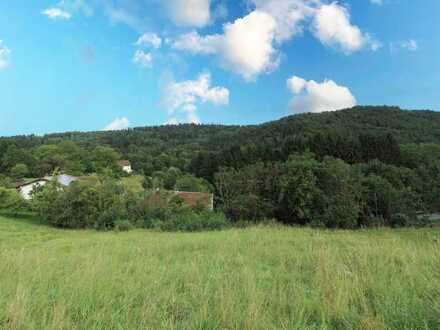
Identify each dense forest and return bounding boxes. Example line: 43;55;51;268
2;106;440;229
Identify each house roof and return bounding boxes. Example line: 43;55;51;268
172;191;213;209
15;178;49;189
118;160;131;167
15;174;80;189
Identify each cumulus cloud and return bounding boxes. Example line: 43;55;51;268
104;117;130;131
250;0;318;42
166;0;211;27
164;72;229;124
172;0;376;80
172;31;221;55
220;10;279;80
0;40;10;70
133;50;153;68
312;3;377;54
171;10;280;81
42;7;72;20
43;0;93;20
135;33;162;49
171;0;319;80
287;75;357;113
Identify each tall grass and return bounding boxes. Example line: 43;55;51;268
0;216;439;329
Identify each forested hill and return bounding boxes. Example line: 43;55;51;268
260;106;440;144
2;106;440;180
4;106;440;147
3;106;440;228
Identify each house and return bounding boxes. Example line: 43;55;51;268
44;174;80;186
16;179;49;200
119;160;133;174
16;174;80;200
172;191;214;211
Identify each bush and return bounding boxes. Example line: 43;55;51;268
10;163;29;179
32;176;128;230
114;220;134;232
0;187;29;216
141;209;230;232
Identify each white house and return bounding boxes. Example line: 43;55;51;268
16;174;80;200
118;160;133;174
16;179;49;200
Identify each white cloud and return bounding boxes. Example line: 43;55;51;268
287;76;307;94
172;31;221;55
164;72;229;124
391;39;419;52
135;33;162;49
250;0;318;42
312;3;374;54
42;7;72;20
133;50;153;68
166;0;211;27
287;75;357;113
0;40;10;70
220;10;279;80
171;10;280;81
172;0;376;80
104;117;130;131
370;0;383;5
171;1;319;80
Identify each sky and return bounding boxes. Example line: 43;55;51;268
0;0;439;136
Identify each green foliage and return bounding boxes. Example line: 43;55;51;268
3;107;440;228
216;154;423;228
175;174;213;192
114;219;134;232
32;176;127;229
10;163;29;179
91;146;121;174
0;187;29;215
31;175;225;231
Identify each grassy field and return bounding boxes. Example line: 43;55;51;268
0;216;439;329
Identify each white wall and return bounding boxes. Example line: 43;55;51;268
19;181;47;200
122;165;133;174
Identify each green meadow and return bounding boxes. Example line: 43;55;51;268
1;216;439;330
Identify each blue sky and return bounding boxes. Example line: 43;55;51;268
0;0;439;136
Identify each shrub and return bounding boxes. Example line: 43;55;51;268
114;220;134;232
32;176;128;230
10;163;29;179
142;209;230;232
0;187;29;216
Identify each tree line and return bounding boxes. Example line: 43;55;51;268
1;106;440;229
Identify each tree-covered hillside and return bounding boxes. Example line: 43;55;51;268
2;106;440;175
2;106;440;229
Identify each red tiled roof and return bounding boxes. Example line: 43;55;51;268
118;160;131;166
172;191;213;210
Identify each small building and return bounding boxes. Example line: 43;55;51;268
16;174;80;200
16;179;49;200
172;191;214;211
44;174;80;186
119;160;133;174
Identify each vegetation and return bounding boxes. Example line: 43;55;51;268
29;175;223;232
0;216;439;329
2;106;440;229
